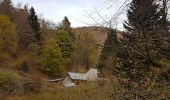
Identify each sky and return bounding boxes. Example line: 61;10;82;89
12;0;128;29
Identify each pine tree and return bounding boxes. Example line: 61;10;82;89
97;30;118;76
158;0;170;59
62;16;71;31
28;7;41;43
57;16;75;67
55;30;75;67
60;16;75;40
117;0;170;86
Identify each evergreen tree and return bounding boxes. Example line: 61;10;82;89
158;0;170;59
57;16;75;67
28;7;41;43
60;16;75;40
117;0;170;87
55;30;75;67
62;16;71;31
97;30;118;76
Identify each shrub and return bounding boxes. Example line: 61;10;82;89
20;61;29;73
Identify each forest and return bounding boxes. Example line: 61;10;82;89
0;0;170;100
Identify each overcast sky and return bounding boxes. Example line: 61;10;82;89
12;0;127;29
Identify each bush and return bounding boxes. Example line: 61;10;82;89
0;68;41;99
20;61;29;73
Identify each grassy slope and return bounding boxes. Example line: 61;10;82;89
6;82;114;100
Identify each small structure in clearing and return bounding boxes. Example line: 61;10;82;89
62;69;98;87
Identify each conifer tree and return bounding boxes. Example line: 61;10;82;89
97;30;118;76
55;30;75;67
28;7;41;43
117;0;170;86
57;16;75;67
60;16;75;40
158;0;170;59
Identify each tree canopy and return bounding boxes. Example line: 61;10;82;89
0;15;18;65
28;7;41;43
41;38;64;77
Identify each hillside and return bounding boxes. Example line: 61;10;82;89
73;26;124;45
73;26;109;44
1;0;170;99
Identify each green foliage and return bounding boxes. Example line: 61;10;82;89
115;0;170;95
0;68;22;95
60;16;73;37
0;68;21;81
0;15;18;63
61;16;71;32
123;0;161;33
98;30;118;71
41;38;65;77
55;30;75;66
0;68;41;97
28;7;41;42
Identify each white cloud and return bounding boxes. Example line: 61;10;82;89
12;0;127;29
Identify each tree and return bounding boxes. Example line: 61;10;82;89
158;0;170;59
116;0;170;88
0;15;18;65
75;33;100;69
60;16;75;40
15;5;35;51
97;30;118;76
0;1;35;51
55;30;75;67
57;17;76;67
41;38;64;77
61;16;71;31
0;0;14;19
28;7;41;43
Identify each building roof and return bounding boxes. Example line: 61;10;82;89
67;69;98;81
68;72;87;80
48;78;64;82
85;69;98;81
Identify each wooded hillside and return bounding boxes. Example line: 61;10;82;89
1;0;170;99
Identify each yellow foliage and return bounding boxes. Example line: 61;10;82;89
0;15;18;63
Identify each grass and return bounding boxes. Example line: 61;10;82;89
3;74;170;100
0;68;22;83
6;81;113;100
4;81;170;100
